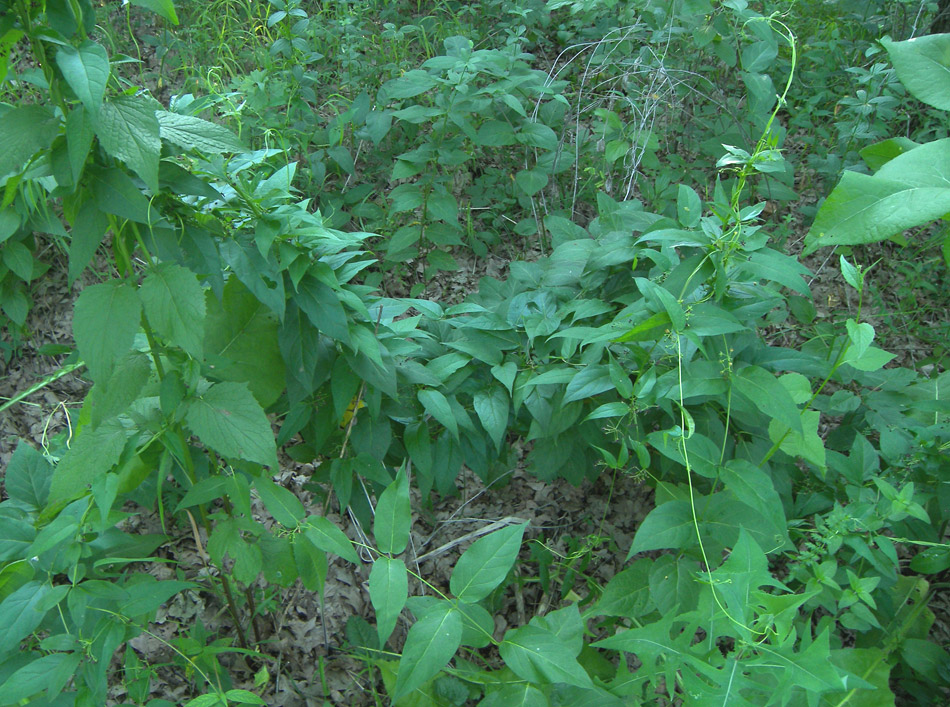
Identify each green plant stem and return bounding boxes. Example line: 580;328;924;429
0;361;85;414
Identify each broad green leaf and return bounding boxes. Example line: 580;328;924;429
140;262;206;359
90;350;151;426
514;168;548;196
882;34;950;111
156;111;244;153
296;274;350;344
254;477;305;527
131;0;179;23
747;628;843;694
910;546;950;574
184;382;278;468
418;388;459;440
204;278;285;408
303;515;360;564
121;579;196;616
66;105;95;184
97;95;161;192
293;534;328;592
374;471;411;555
68;200;108;285
73;280;141;382
804;169;950;254
473;385;508;451
88;164;157;224
450;522;527;602
381;70;438;100
635;278;686;332
0;582;52;655
369;557;408;646
49;419;130;502
769;410;826;471
563;365;614;403
824;648;894;706
733;365;802;435
55;41;109;114
0;105;59;180
627;500;694;559
860;136;918;171
677;184;702;228
477;684;548;707
393;603;462;699
0;652;80;705
500;624;594;688
593;559;653;619
223;689;265;706
0;517;35;563
4;444;53;509
704;529;781;635
2;240;33;281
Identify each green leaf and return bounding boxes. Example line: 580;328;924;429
303;515;360;564
450;522;527;602
393;603;462;699
500;624;594;688
514;168;548;196
2;240;33;281
296;274;350;344
73;279;141;382
418;388;459;440
55;41;109;114
68;200;108;285
254;477;305;527
369;556;408;646
733;365;802;435
184;382;278;468
0;105;59;180
374;471;411;555
204;277;285;408
49;419;131;502
97;95;161;192
769;409;826;471
473;385;508;451
635;277;686;332
4;444;53;509
91;350;151;426
0;582;53;655
627;500;694;559
563;364;614;404
804;159;950;254
0;651;80;705
478;684;548;707
131;0;179;23
88;164;158;224
882;34;950;111
910;546;950;574
677;184;702;228
140;262;206;359
156;111;244;153
223;689;265;706
292;534;328;592
594;559;653;619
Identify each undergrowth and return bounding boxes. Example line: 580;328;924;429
0;0;948;705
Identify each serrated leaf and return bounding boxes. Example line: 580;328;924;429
303;515;360;564
68;199;108;285
374;471;411;555
4;444;53;509
97;95;161;192
204;278;285;408
0;105;59;179
73;279;141;382
184;382;278;468
254;477;305;527
450;522;526;602
369;557;408;646
55;41;109;114
156;111;244;153
474;385;508;451
393;603;462;699
140;262;206;359
49;419;131;502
